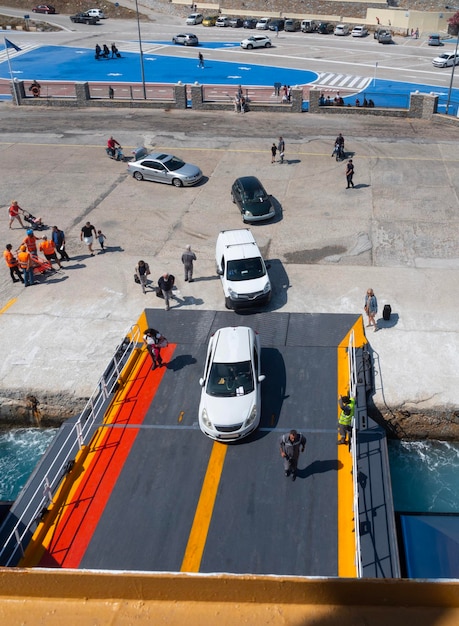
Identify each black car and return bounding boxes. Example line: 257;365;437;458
269;19;285;32
231;176;275;223
243;18;257;29
70;12;99;24
229;17;243;28
317;22;334;34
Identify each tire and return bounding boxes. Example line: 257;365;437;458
225;296;232;310
265;42;271;47
231;192;236;204
133;171;143;181
247;44;253;50
172;178;183;187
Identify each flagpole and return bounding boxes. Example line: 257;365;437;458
4;38;19;105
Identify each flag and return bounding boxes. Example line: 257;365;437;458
5;38;21;52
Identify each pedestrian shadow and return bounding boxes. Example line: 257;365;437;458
353;183;370;189
165;353;197;372
41;273;69;284
97;246;124;254
60;262;87;270
183;275;219;283
170;295;204;308
284;158;301;165
299;459;343;479
376;312;399;330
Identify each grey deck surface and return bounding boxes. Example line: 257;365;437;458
79;310;358;575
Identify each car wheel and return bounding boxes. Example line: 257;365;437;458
246;44;253;50
231;192;236;204
184;41;189;46
265;42;271;47
133;171;143;181
225;296;232;310
172;178;183;187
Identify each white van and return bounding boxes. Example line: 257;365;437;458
334;24;350;36
256;18;271;30
215;229;271;310
87;8;105;19
301;20;317;33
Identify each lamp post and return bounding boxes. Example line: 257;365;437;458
135;0;147;99
445;6;459;115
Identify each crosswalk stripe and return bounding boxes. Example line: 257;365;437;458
314;72;372;91
0;44;39;64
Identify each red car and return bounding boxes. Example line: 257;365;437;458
32;5;56;13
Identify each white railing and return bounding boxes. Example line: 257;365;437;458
0;324;141;567
347;328;363;578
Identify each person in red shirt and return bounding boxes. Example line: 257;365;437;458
39;236;62;270
8;200;25;229
3;244;24;283
106;136;120;158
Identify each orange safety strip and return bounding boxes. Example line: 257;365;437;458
28;343;175;568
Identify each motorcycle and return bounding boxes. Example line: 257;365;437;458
332;142;345;161
106;145;124;161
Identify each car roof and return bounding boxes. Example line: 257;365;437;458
212;327;254;362
235;176;263;191
143;152;173;161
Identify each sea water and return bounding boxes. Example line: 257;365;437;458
388;439;459;513
0;428;57;501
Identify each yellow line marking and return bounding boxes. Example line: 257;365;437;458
181;441;227;572
178;411;184;423
0;298;17;315
337;316;367;578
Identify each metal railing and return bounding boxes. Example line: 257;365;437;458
0;324;142;567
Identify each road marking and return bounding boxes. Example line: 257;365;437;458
181;441;227;572
0;299;17;314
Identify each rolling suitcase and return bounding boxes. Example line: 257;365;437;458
383;304;392;321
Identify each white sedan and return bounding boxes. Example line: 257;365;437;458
198;326;265;441
240;35;272;49
432;53;459;68
351;26;368;37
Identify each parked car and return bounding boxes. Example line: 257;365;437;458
86;8;105;19
256;18;271;30
240;35;272;49
198;326;265;441
69;12;99;24
231;176;275;223
216;16;230;27
301;19;317;32
317;22;334;34
172;33;199;46
269;19;285;32
351;25;368;37
432;52;459;67
202;15;218;27
186;13;203;25
243;18;258;29
285;19;301;32
32;4;55;13
127;152;203;187
215;229;271;310
376;29;392;43
334;24;350;36
428;34;443;46
229;17;243;28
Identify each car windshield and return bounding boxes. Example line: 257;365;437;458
207;361;254;397
242;184;265;202
162;156;186;171
227;257;265;281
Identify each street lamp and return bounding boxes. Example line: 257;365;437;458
134;0;147;99
445;6;459;115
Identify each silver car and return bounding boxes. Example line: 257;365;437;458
127;152;203;187
172;33;199;46
240;35;272;49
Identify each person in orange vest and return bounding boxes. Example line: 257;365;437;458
3;243;24;283
17;244;34;287
22;229;42;255
39;235;62;270
8;200;25;229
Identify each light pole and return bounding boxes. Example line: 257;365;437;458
135;0;147;99
445;6;459;115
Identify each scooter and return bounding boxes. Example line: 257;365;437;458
106;146;124;161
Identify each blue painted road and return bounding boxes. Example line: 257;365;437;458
0;42;458;113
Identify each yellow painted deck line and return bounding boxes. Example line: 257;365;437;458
0;298;17;314
181;442;227;573
337;316;367;578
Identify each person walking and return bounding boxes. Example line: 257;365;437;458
271;143;277;164
278;136;285;164
51;226;70;261
345;159;355;188
338;395;355;445
364;288;378;331
198;52;204;68
17;244;34;287
80;221;97;256
181;245;196;282
3;244;24;283
8;200;25;229
97;230;106;252
279;429;306;481
158;272;175;311
143;328;167;370
135;260;150;294
95;43;101;59
39;236;62;270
